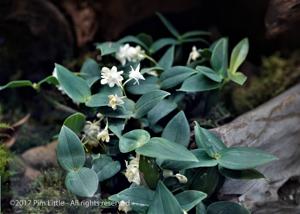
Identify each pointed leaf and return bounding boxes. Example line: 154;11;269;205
85;93;108;107
96;42;120;56
57;126;85;171
80;58;101;87
218;167;265;180
156;13;180;38
150;38;177;53
158;46;175;70
229;38;249;74
136;137;198;162
175;190;207;211
55;64;91;103
126;76;160;95
162;111;190;147
179;73;220;92
148;181;183;214
194;122;226;158
210;38;228;76
218;147;277;170
147;99;177;125
119;129;151;153
134;90;170;118
196;66;223;82
0;80;33;90
160;66;196;89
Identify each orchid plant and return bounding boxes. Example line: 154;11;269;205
0;13;277;213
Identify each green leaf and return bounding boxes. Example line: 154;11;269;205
148;181;183;214
109;186;155;206
55;64;91;103
65;167;98;197
126;76;160;95
147;99;177;125
158;46;175;70
157;149;218;170
0;80;33;90
229;72;247;85
80;58;101;87
85;93;108;107
179;73;220;92
194;122;226;158
229;38;249;74
119;129;151;153
160;66;196;89
57;126;85;171
196;202;207;214
136;137;198;162
108;119;125;138
207;201;250;214
134;90;170;118
99;98;135;119
156;13;180;38
92;155;121;182
118;35;148;50
63;112;86;134
175;190;207;211
96;42;120;56
162;111;190;147
38;76;58;86
218;147;277;170
137;33;153;47
150;38;177;53
189;167;220;197
181;31;211;39
218;167;265;180
196;66;222;83
139;156;160;189
210;38;228;76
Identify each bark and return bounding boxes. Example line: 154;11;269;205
215;83;300;213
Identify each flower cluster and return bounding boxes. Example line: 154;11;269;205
116;44;145;65
83;120;110;146
124;155;141;185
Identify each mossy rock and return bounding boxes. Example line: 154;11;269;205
17;168;102;214
232;52;300;114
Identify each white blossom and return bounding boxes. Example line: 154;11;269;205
100;66;124;87
115;44;145;65
108;94;125;110
162;169;174;178
128;64;145;85
175;173;188;184
83;121;101;146
118;200;132;213
125;156;140;185
97;128;110;143
190;46;200;61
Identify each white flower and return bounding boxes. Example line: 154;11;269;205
100;66;124;87
83;121;101;146
115;44;145;65
108;94;125;110
190;46;200;61
175;173;188;184
162;169;174;178
125;156;140;185
97;128;110;143
118;200;132;213
128;64;145;85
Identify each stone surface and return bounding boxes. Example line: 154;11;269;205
214;83;300;213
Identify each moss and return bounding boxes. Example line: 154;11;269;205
19;168;102;214
0;145;11;182
232;52;300;114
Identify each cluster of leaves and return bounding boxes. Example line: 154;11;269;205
0;14;277;213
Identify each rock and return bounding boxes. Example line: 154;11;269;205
214;83;300;213
21;141;58;169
